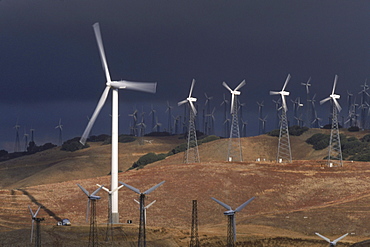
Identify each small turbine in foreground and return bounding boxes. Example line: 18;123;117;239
120;181;165;247
211;196;255;246
315;232;348;247
28;205;44;246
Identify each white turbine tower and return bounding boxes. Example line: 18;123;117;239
315;232;348;247
79;23;157;223
223;80;246;162
270;74;292;163
178;79;200;164
320;75;343;167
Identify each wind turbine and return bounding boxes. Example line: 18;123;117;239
320;75;343;167
270;74;292;163
223;80;246;162
204;93;213;135
211;197;255;246
79;23;156;223
178;79;200;164
23;129;29;151
134;199;156;227
257;101;264;135
241;118;248;137
205;107;216;135
220;93;229;137
77;184;103;246
301;77;311;126
77;184;104;222
172;115;180;135
149;104;156;130
128;108;138;136
152;116;162;132
315;232;348;247
14;120;21;153
120;181;165;247
55;118;63;146
166;101;173;134
28;205;43;246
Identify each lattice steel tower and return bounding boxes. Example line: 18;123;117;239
119;181;165;247
178;79;200;164
190;200;200;247
270;74;292;163
320;75;343;167
223;80;246;162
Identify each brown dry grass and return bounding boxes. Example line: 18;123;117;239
0;130;370;246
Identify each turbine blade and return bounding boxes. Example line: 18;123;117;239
235;197;255;212
189;101;197;115
269;91;280;95
93;22;111;82
222;81;232;92
34;206;41;217
111;184;124;194
91;185;104;196
146;200;156;208
119;181;141;194
282;74;291;91
281;96;287;111
332;74;338;94
77;184;90;197
230;94;235;113
96;184;110;193
110;81;157;93
28;205;34;217
211;197;232;210
235;80;246;91
332;233;348;244
315;232;331;243
320;97;331;105
333;98;342;112
144;181;165;195
188;79;196;97
178;99;188;106
134;199;140;204
80;86;111;145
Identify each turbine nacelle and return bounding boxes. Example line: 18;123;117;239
330;94;340;100
223;210;236;216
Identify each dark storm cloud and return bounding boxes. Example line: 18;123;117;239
0;0;369;150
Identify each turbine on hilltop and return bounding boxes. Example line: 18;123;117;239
178;79;200;164
223;80;246;162
320;75;343;167
270;74;292;163
79;22;157;223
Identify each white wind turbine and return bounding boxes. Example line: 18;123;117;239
320;75;343;167
178;79;200;163
134;199;156;227
79;23;157;223
222;80;246;162
315;232;348;247
270;74;292;163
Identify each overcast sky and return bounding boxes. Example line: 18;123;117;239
0;1;369;151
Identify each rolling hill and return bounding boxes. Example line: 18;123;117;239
0;129;370;246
